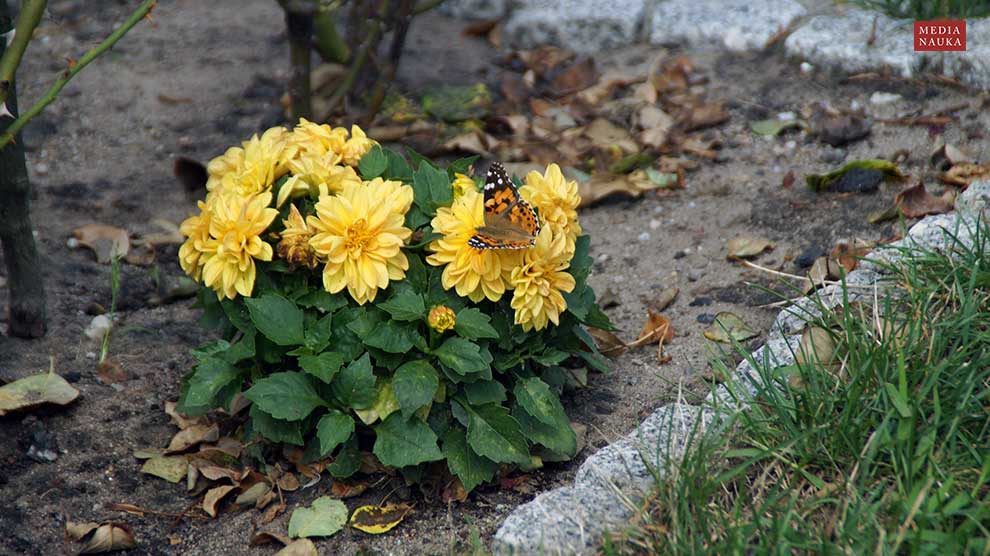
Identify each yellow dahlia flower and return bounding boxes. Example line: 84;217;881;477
178;199;214;281
520;163;582;252
206;146;244;192
429;305;457;333
307;180;414;304
217;127;291;197
276;151;361;207
277;204;319;271
286;118;348;159
451;173;478;199
510;226;576;332
200;191;279;300
339;125;377;167
425;189;520;303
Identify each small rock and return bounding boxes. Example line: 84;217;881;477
64;371;82;383
795;245;826;268
84;314;112;341
821;146;847;164
777;111;797;121
686;268;704;282
649;219;661;230
25;427;59;463
34;163;49;176
784;140;797;150
799;61;813;74
637;232;651;242
84;301;106;315
673;249;687;259
696;313;717;324
688;296;712;306
831;167;882;193
869;91;901;105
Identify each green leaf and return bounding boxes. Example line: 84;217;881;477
514;377;564;426
296;289;348;314
373;413;444;468
379;289;426;321
363;321;420;354
298;352;346;384
384;149;413;182
750;118;807;137
358;145;388;179
392;361;439;418
249;404;303;446
181;357;241;408
330;307;366;362
513;404;576;457
442;428;497;493
406;253;428;291
412;160;454;213
221;298;254;333
434;337;489;375
244;293;305;346
316;410;355;457
568;235;593;282
460;400;531;465
331;353;377;409
288;496;348;538
421;83;491;122
304;313;333;352
245;372;326;421
806;159;907;192
464;381;506;405
885;382;913;418
454;308;498;340
447;155;479;177
327;437;362;478
354;380;401;425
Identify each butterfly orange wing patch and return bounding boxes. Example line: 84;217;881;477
467;162;540;250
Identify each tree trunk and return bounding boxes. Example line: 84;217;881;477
0;2;48;338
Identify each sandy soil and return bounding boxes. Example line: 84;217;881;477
1;1;987;554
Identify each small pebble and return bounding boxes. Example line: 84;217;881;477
799;61;814;74
869;91;901;105
777;112;797;121
850;99;862;111
821;147;847;164
649;219;661;230
637;232;651;242
689;296;713;306
697;313;717;324
84;314;112;341
784;140;796;150
34;163;49;176
686;269;704;282
66;237;79;249
85;351;97;360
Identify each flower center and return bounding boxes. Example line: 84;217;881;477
344;218;371;253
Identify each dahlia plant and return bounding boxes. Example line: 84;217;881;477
176;119;611;492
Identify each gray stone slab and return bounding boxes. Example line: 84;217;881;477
439;0;513;21
502;0;650;54
650;0;807;51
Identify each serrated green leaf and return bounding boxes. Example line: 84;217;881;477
304;313;333;352
379;289;426;321
181;357;241;408
327;437;362;478
288;496;348;538
384;149;413;182
330;307;366;362
355;380;401;425
513;403;576;456
244;293;305;346
221;298;254;333
298;352;345;383
442;427;497;493
392;361;439;418
514;377;564;426
434;337;489;375
447;155;479;177
316;410;355;457
460;401;530;465
464;381;506;405
249;404;303;445
331;353;377;409
373;413;443;468
412;161;454;213
363;321;419;354
358;145;388;179
296;289;348;313
454;308;498;340
245;372;326;421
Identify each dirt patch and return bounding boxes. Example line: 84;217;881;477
1;2;987;554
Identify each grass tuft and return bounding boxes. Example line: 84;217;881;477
851;0;990;20
604;221;990;555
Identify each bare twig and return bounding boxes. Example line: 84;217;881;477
0;0;46;110
0;0;157;150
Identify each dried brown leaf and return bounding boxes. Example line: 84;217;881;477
350;503;415;534
588;327;626;356
938;162;990;187
67;522;137;554
895;181;956;218
275;539;319;556
166;424;220;454
584;118;638;154
550;57;599;96
95;359;128;385
249;530;291;547
331;479;369;499
727;236;775;260
202;485;236;517
173;156;207;193
72;224;130;264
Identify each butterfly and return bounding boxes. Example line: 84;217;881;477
467;162;541;250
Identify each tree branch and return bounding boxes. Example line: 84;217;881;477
0;0;47;110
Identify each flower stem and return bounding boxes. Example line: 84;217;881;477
0;0;157;151
0;0;46;111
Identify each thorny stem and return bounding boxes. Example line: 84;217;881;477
363;0;412;126
0;0;46;110
322;0;388;120
0;0;157;150
313;8;350;63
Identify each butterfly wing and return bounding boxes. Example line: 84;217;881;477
467;162;541;250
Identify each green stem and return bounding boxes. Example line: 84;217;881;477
313;9;350;63
0;0;157;151
321;2;387;120
413;0;446;15
0;0;46;110
285;7;314;121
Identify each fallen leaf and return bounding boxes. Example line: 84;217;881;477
703;312;758;343
0;368;79;416
166;424;220;454
805;159;906;192
550;57;599;96
518;46;574;76
132;448;165;460
234;482;272;507
782;169;796;189
930;141;973;169
277;472;301;492
805;257;845;292
442;130;494;156
649;287;679;312
577;170;676;208
499;474;533;493
867;204;900;224
66;521;137;554
830;240;873;272
275;539;319;556
288;497;348;538
794;326;837;369
727;236;775;259
261;500;287;524
810;106;871;147
635;310;674;345
584;118;639;154
576;69;641;104
202;485;236;517
938;162;990;187
331;479;369;499
588;327;626;356
683;102;730;131
173;156;207;192
108;503;146;517
421;84;491;122
164;401;208;430
350;503;414;534
249;530;292;547
442;477;469;503
895;181;956;218
140;456;189;483
750;118;806;136
96;359;128;385
72;224;130;264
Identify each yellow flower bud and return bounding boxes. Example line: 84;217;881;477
428;305;457;333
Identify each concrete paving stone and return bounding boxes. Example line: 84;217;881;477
503;0;650;54
439;0;513;21
651;0;807;51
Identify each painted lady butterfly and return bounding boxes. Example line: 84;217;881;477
467;162;541;250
